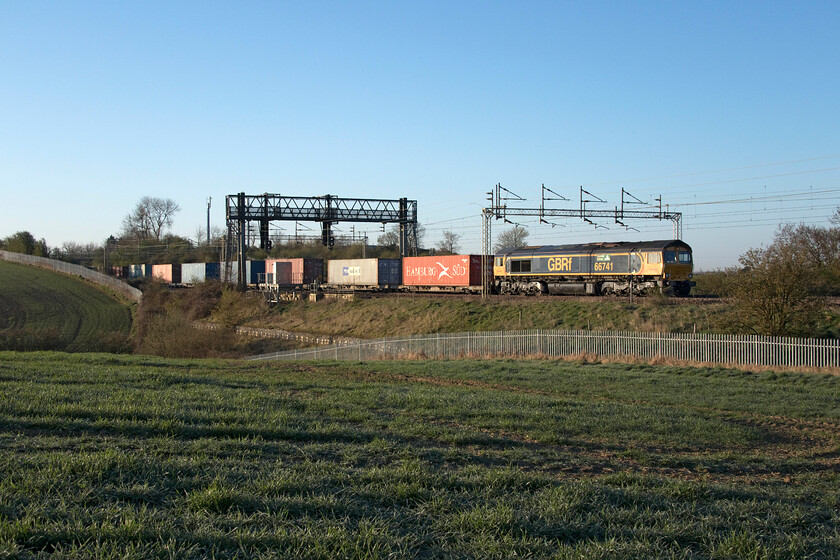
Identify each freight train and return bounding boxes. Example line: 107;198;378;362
112;239;693;297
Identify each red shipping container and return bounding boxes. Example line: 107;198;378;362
402;255;488;287
265;258;324;285
151;263;182;283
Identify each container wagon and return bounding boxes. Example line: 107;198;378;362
181;262;221;284
401;255;490;293
222;260;266;285
151;263;182;284
127;264;152;279
264;258;324;286
326;258;401;289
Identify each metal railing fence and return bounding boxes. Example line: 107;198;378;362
247;329;840;369
0;250;142;303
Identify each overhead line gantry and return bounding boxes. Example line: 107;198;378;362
226;193;418;288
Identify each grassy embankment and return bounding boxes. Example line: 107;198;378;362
0;259;132;352
0;352;837;558
244;271;840;340
253;296;723;339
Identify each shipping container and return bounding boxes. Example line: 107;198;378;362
264;258;324;285
109;266;129;279
128;264;152;279
402;255;489;287
181;262;221;284
221;260;266;284
326;258;401;286
152;263;182;284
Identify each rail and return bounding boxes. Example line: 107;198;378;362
0;250;142;303
246;329;840;369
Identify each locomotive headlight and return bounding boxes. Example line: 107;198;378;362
688;273;693;278
665;273;671;278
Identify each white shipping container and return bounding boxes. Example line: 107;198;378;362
182;263;206;284
328;259;381;286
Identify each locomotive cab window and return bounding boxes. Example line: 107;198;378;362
494;257;503;267
646;252;661;264
678;252;692;263
664;251;677;263
511;260;531;273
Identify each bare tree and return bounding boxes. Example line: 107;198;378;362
194;225;226;246
493;226;529;252
436;230;462;255
376;224;425;254
56;242;100;266
122;197;181;240
722;231;825;336
377;228;400;249
775;222;840;292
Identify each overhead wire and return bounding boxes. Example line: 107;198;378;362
556;154;840;189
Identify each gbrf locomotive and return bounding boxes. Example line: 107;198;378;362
493;239;693;296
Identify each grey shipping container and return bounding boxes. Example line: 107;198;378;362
221;260;266;284
182;262;221;284
327;258;401;286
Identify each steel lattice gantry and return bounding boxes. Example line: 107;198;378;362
226;193;418;287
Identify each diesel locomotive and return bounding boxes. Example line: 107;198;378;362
493;239;693;296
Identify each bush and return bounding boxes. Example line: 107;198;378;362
137;310;237;358
0;328;67;351
132;281;172;344
177;279;224;320
212;288;266;331
692;270;732;297
718;245;824;336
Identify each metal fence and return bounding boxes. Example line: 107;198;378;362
0;250;142;303
247;329;840;369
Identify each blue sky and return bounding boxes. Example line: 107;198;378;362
1;1;838;269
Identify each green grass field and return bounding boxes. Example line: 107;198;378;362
0;260;132;351
0;352;837;558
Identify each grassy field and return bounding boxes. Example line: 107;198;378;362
0;352;837;558
0;260;132;351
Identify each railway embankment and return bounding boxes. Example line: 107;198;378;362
246;295;725;340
